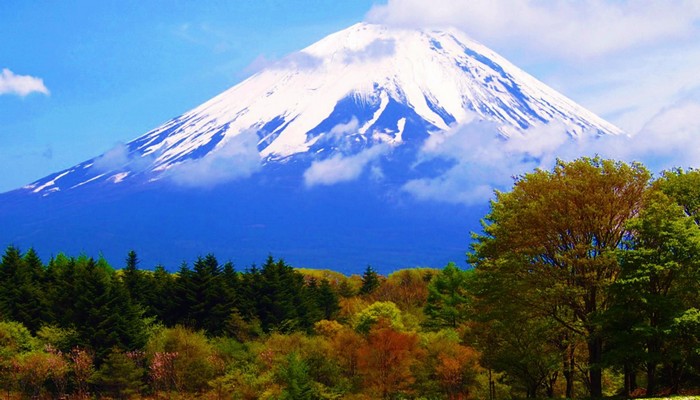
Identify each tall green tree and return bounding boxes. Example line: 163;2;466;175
359;265;380;295
0;247;47;332
423;262;471;330
611;188;700;394
470;157;650;398
278;352;317;400
122;250;149;306
46;256;147;361
255;256;313;332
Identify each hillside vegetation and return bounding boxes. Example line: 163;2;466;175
0;157;699;399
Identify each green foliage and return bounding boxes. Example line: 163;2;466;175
353;301;404;334
89;348;145;399
0;247;47;332
146;325;217;392
0;320;38;355
1;157;700;398
278;352;318;400
470;156;651;399
423;262;471;329
35;325;78;352
609;185;700;395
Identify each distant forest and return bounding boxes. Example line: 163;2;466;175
0;157;699;399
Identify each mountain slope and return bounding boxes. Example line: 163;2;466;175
1;23;621;272
18;23;619;197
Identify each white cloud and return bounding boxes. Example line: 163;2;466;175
364;0;700;137
0;68;49;97
366;0;700;61
93;144;130;172
304;144;390;187
329;117;360;137
93;143;155;173
403;99;700;205
343;38;396;63
166;129;261;188
246;51;323;75
245;36;395;76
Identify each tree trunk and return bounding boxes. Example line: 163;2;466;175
646;360;657;396
588;336;603;398
563;343;575;398
646;335;660;396
623;363;637;396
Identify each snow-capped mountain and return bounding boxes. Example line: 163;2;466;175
1;23;622;273
20;22;619;197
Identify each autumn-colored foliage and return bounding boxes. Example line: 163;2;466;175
357;319;420;399
0;158;699;398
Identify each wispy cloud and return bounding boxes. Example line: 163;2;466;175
0;68;49;97
245;51;324;75
342;38;396;63
328;117;360;138
174;22;235;54
304;144;390;187
166;129;261;188
93;143;154;173
245;37;395;76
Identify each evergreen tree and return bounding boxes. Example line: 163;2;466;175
314;279;340;320
122;250;147;305
423;262;471;329
148;264;177;324
50;257;147;362
90;348;144;399
0;246;47;332
279;352;317;400
254;256;316;332
359;265;380;295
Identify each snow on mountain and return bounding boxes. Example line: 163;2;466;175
20;22;621;196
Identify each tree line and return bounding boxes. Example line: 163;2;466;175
0;156;698;399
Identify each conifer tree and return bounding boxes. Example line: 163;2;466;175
359;265;380;295
315;279;340;320
122;250;146;305
90;348;144;399
424;262;470;329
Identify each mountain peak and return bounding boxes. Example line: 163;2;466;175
20;22;620;196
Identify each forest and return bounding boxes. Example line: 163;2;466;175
0;157;699;399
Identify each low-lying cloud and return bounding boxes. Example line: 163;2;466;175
403;98;700;205
166;129;262;188
93;143;154;173
304;144;390;187
0;68;49;97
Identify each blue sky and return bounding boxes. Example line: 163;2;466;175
2;0;700;193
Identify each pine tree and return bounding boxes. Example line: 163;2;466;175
423;262;471;329
90;348;144;399
359;265;380;295
279;352;317;400
315;279;340;320
0;246;48;332
149;264;177;324
122;250;146;304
